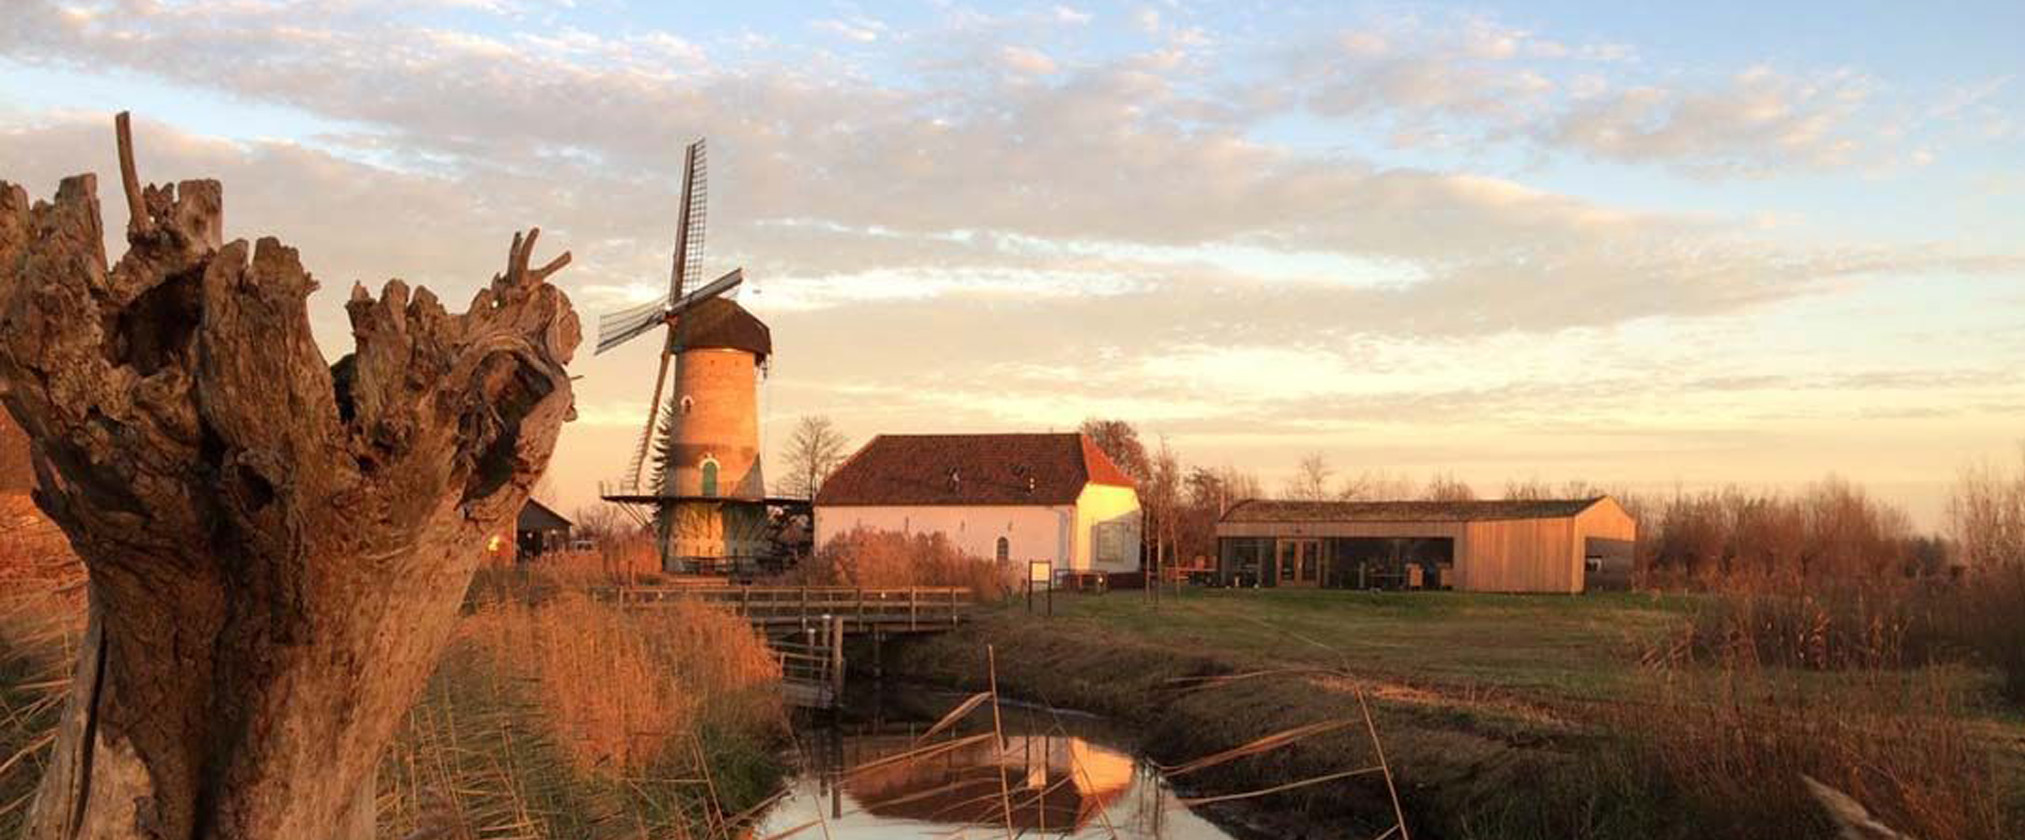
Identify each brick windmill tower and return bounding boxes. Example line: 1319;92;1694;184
597;140;777;572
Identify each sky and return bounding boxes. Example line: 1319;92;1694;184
2;0;2022;529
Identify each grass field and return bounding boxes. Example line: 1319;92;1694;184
890;587;2025;840
1022;588;1696;701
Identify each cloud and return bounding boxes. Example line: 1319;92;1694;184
1292;14;1933;177
999;45;1058;76
0;0;2007;332
5;0;2021;521
1546;67;1888;176
811;17;886;43
1134;8;1161;35
1052;5;1092;26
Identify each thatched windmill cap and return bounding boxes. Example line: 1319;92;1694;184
674;297;771;361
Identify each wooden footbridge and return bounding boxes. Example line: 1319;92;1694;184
605;585;976;708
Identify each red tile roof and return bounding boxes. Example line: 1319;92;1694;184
816;433;1136;507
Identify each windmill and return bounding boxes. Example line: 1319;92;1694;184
597;139;778;573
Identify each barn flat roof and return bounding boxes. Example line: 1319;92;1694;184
816;433;1135;507
1221;497;1608;524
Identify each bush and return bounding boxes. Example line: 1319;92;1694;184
786;528;1015;598
1958;563;2025;701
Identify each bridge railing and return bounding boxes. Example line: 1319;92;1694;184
603;585;974;632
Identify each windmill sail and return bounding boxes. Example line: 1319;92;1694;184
595;298;669;355
594;268;745;356
673;141;708;299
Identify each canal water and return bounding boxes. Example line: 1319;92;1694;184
752;688;1246;839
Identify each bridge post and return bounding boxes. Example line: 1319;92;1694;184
872;630;884;681
829;614;846;697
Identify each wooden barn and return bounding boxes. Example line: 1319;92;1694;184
1215;497;1637;594
515;499;574;559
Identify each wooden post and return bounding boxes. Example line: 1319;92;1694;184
909;586;918;631
987;645;1015;840
872;630;884;681
829;614;846;698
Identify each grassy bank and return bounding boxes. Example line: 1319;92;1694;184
884;588;2025;840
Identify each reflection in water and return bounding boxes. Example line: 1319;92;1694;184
752;695;1242;839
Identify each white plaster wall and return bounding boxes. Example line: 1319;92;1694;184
814;504;1074;566
1074;484;1143;573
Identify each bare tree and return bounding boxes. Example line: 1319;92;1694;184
1339;469;1417;501
1282;451;1334;501
1080;417;1150;482
1952;444;2025;570
0;119;577;838
1503;477;1554;500
1177;466;1263;567
1422;471;1478;502
781;414;851;499
572;501;634;546
1950;443;2025;699
1142;439;1183;593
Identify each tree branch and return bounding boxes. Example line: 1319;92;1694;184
114;111;148;235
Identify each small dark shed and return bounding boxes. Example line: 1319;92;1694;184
516;499;573;558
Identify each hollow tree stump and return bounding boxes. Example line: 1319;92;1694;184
0;118;579;839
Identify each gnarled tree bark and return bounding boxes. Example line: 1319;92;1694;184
0;115;579;839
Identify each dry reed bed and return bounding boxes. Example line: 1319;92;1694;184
3;572;789;840
780;529;1016;599
1633;593;2010;840
0;586;77;837
378;590;789;839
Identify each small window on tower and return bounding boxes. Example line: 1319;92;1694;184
700;457;720;497
679;396;694;415
995;536;1010;563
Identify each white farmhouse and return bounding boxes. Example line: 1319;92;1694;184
813;433;1142;574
